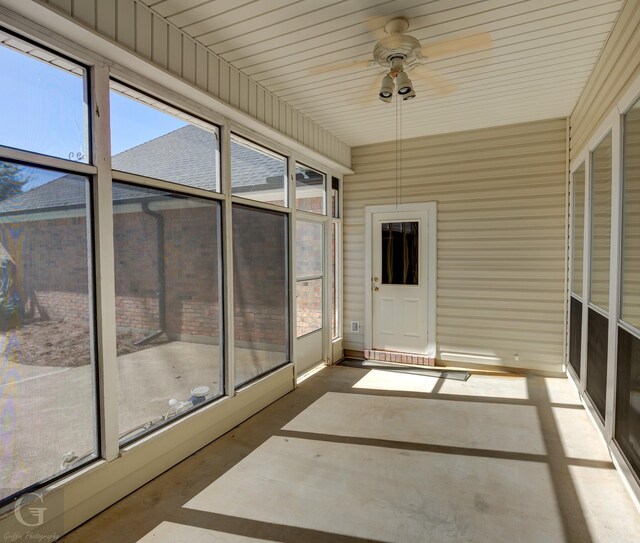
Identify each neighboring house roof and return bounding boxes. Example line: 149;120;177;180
111;124;220;190
0;124;303;215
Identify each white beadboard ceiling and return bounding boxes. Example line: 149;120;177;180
141;0;623;147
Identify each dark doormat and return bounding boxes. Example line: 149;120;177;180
338;358;470;381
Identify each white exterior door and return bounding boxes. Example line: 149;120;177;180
371;210;430;354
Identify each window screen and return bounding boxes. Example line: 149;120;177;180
0;161;97;504
233;205;288;386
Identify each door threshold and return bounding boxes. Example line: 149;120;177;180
365;349;435;366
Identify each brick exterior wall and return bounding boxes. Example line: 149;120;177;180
3;201;304;350
0;215;91;324
296;279;321;337
295;208;324;338
3;206;224;343
113;206;221;341
233;205;287;348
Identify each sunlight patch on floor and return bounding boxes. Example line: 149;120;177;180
183;436;563;543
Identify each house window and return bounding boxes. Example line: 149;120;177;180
0;161;97;505
0;32;89;162
231;135;287;207
295;163;325;214
109;80;220;192
233;204;289;386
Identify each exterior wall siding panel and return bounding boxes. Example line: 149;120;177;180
571;0;640;159
344;118;568;373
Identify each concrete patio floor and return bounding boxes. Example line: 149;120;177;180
1;342;284;499
59;364;640;543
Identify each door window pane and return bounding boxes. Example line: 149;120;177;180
590;133;612;311
382;222;419;285
296;163;325;214
622;98;640;328
0;161;96;503
233;205;288;386
572;164;585;297
0;31;88;162
110;81;220;191
231;135;287;207
113;182;223;444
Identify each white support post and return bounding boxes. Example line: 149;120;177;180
289;156;297;384
221;122;235;396
605;111;623;440
91;64;119;461
562;117;570;370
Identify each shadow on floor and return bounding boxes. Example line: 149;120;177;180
60;365;638;543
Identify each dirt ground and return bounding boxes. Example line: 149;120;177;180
2;319;167;367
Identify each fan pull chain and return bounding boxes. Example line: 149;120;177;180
399;93;403;206
395;91;399;209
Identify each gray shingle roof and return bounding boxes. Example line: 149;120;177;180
0;125;291;214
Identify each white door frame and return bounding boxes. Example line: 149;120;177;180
364;202;437;357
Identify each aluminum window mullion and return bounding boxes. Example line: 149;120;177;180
230;196;292;214
605;112;623;440
221;122;235;397
619;319;640;340
111;170;225;201
289;155;297;381
580;151;592;393
296;275;323;282
91;64;119;461
0;145;97;175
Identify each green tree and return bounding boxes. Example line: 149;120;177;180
0;161;28;202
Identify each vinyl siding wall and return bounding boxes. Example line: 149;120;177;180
344;118;568;373
570;0;640;160
36;0;350;168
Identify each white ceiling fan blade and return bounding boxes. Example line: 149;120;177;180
420;32;492;59
309;59;374;76
410;65;456;96
356;76;385;106
363;15;391;42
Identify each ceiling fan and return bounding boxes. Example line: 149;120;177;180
311;17;492;103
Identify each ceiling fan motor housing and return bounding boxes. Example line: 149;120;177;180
373;34;422;69
374;17;422;69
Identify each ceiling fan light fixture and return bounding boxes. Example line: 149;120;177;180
403;88;416;100
395;71;413;95
379;74;394;102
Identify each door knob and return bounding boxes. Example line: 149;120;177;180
374;286;379;291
